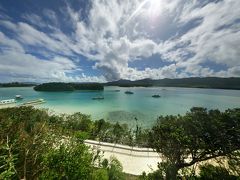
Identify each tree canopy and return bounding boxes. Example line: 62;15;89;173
1;106;240;179
149;107;240;179
0;107;125;180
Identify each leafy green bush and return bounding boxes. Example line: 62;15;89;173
198;164;238;180
92;169;109;180
139;170;164;180
0;107;126;179
40;142;93;180
105;156;125;180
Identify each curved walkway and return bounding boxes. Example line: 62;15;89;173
84;140;161;175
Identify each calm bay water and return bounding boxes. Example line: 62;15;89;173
1;86;240;127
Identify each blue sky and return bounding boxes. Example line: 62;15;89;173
0;0;239;82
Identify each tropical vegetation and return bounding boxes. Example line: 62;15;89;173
148;107;240;179
0;107;123;179
0;106;240;179
0;82;35;88
34;82;104;91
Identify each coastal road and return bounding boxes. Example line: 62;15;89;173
84;140;161;175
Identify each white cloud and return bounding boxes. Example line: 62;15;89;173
43;9;58;25
22;14;47;28
64;0;240;80
0;48;105;82
159;0;240;73
0;28;104;82
0;50;74;80
0;20;16;30
228;66;240;77
0;0;239;82
0;32;24;52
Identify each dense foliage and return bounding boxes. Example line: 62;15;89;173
140;164;239;180
62;114;149;147
1;106;240;179
70;83;104;90
34;82;74;91
149;107;240;179
34;82;104;91
197;164;238;180
0;107;125;180
40;142;93;179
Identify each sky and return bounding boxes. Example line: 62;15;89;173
0;0;240;82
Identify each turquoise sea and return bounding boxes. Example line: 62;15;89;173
1;86;240;127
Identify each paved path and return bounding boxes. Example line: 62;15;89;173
84;140;161;175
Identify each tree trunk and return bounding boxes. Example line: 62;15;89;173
166;164;179;180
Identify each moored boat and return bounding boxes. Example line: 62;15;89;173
152;95;161;98
92;96;104;100
125;91;134;94
15;95;23;100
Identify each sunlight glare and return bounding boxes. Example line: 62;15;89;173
148;0;163;18
125;0;163;26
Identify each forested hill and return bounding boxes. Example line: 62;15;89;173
0;82;36;87
105;77;240;90
34;82;104;91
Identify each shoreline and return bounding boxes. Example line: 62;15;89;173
0;103;17;109
85;140;230;176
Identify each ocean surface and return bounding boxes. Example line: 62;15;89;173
1;86;240;127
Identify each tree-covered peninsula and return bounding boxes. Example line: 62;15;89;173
34;82;104;91
0;82;36;87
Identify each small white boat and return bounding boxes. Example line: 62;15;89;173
0;99;16;105
15;95;23;100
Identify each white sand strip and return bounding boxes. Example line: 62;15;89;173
84;140;161;175
0;104;17;109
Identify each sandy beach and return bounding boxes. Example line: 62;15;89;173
0;103;17;109
84;140;160;175
85;140;231;176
